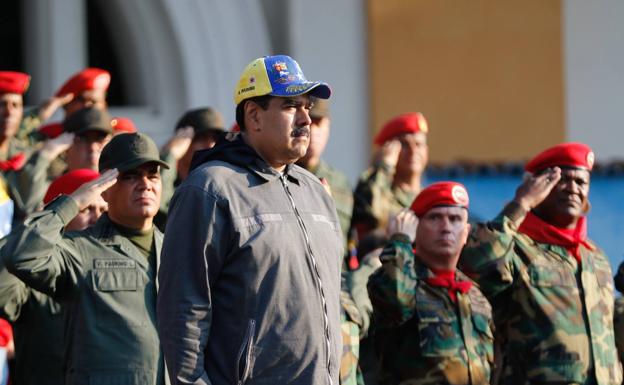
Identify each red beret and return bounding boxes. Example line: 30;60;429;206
110;117;137;134
374;112;428;145
410;181;469;217
44;169;100;204
39;122;64;139
55;68;111;97
0;71;30;95
525;142;594;173
0;318;12;347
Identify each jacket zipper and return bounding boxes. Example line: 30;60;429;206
235;319;256;385
280;175;334;385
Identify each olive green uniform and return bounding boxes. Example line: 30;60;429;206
2;195;166;385
368;233;494;385
459;203;622;385
0;237;64;385
1;139;52;225
311;160;353;241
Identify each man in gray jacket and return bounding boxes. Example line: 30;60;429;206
157;55;343;385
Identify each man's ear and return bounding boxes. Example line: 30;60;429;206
244;101;262;132
101;189;110;203
461;222;471;247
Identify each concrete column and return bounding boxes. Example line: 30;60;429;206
287;0;369;182
22;0;87;102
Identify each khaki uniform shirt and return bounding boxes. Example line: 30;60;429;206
0;239;64;385
2;196;166;385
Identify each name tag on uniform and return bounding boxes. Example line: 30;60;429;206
95;259;136;269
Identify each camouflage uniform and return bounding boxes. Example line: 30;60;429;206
351;162;417;239
614;297;624;384
460;202;622;385
1;140;52;225
368;233;494;385
16;108;45;147
613;262;624;384
341;285;365;385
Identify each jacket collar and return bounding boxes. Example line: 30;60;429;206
87;214;163;269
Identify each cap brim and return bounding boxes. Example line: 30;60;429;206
107;158;170;173
270;81;331;100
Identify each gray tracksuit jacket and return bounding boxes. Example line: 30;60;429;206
157;135;343;385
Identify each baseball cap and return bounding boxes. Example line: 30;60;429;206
99;133;169;173
175;107;225;134
63;107;113;135
233;55;331;105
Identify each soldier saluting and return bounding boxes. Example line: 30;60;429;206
460;142;622;385
368;182;494;385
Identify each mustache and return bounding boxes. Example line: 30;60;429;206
291;126;310;137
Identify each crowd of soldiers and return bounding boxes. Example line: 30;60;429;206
0;53;623;385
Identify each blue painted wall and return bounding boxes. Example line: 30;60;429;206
426;173;624;272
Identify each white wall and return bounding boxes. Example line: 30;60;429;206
288;0;369;183
20;0;369;182
564;0;624;161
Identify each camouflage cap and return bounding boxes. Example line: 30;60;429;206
175;107;225;135
99;132;169;173
63;107;113;135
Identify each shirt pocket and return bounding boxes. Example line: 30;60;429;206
471;312;494;364
415;297;459;358
91;269;148;327
528;262;576;288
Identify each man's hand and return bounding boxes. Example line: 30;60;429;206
37;93;74;122
514;167;561;212
70;169;119;210
386;208;418;243
376;139;401;169
40;133;75;161
161;127;194;160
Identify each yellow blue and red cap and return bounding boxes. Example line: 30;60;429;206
234;55;331;105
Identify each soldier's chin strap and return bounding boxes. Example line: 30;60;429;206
518;211;593;263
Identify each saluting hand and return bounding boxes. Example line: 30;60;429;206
377;139;402;169
513;167;561;212
40;132;75;161
70;169;119;211
37;93;75;122
387;208;419;244
161;126;194;160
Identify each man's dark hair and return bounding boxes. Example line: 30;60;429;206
235;95;273;131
